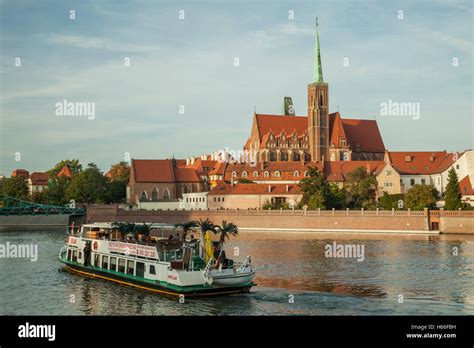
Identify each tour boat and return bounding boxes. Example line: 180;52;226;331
58;222;256;298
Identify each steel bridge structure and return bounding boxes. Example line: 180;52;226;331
0;194;85;216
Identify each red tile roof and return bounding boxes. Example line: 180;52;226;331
209;181;301;195
459;176;474;195
387;151;456;175
186;158;218;175
57;165;73;178
255;112;385;153
132;159;201;183
209;162;226;176
29;172;49;186
11;169;29;179
324;161;385;181
255;114;308;139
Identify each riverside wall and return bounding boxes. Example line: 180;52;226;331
85;205;474;235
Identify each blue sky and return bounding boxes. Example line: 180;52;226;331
0;0;472;175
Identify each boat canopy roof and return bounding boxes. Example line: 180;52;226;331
81;222;177;229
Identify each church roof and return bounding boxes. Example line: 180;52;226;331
131;159;201;183
254;112;385;153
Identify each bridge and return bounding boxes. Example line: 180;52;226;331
0;194;85;216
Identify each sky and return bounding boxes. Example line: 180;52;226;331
0;0;472;175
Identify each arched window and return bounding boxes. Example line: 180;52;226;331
242;171;248;178
152;187;159;201
304;171;309;177
264;171;270;178
274;171;281;178
253;171;259;178
269;152;277;162
232;171;237;178
163;188;170;200
183;185;188;194
294;171;300;177
280;152;288;161
304;152;311;162
140;191;147;201
292;152;300;161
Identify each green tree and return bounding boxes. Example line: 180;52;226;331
405;184;438;210
107;161;130;182
46;176;71;205
105;180;127;203
65;163;107;204
444;168;462;210
174;221;199;243
49;159;82;177
298;166;330;209
213;220;239;251
2;176;29;200
345;167;378;209
31;191;49;204
326;184;347;209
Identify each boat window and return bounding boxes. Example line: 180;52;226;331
102;256;109;269
149;265;156;275
118;259;125;273
94;254;100;267
110;257;117;271
67;249;72;261
72;250;77;262
127;260;134;275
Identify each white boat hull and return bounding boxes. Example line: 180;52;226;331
210;269;256;286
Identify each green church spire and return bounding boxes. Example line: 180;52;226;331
313;17;324;84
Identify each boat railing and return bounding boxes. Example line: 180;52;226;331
59;245;67;259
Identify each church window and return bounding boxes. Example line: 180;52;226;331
274;171;281;178
304;171;309;177
319;94;323;106
292;152;300;161
294;171;300;177
163;188;170;200
264;171;270;178
232;171;237;178
140;191;147;201
152;188;159;201
280;152;288;161
253;171;259;178
242;171;248;178
269;152;277;162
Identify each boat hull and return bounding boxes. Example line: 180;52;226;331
211;271;256;286
60;258;255;298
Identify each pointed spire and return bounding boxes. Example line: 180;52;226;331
313;17;324;84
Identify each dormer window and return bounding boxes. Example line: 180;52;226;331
242;171;248;178
253;171;259;178
264;171;270;178
340;139;346;147
294;171;300;177
231;171;237;178
274;171;281;178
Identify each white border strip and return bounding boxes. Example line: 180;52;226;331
239;227;439;235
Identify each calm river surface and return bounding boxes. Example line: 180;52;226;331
0;229;473;315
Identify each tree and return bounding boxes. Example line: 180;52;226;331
326;184;347;209
174;221;199;243
105;180;127;203
345;167;378;209
405;184;438;210
65;163;107;204
378;192;405;210
31;191;49;204
49;159;82;177
108;162;131;182
213;220;239;254
444;168;462;210
2;176;29;200
46;176;71;205
298;166;330;209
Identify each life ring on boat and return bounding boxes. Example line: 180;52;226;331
93;241;98;250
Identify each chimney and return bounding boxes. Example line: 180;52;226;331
404;155;412;162
186;158;190;165
268;185;271;193
191;157;195;165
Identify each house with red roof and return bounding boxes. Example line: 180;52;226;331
11;169;30;180
459;175;474;206
128;158;206;209
28;172;49;194
208;181;302;209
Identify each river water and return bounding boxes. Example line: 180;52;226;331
0;229;473;315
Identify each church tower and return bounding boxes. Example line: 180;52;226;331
308;18;329;162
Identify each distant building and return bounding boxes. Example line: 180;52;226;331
128;158;206;209
459;175;474;206
28;172;49;194
180;192;208;210
208;181;301;209
11;169;29;179
57;165;73;178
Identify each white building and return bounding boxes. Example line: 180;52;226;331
179;192;208;210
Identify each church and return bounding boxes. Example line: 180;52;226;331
244;22;385;164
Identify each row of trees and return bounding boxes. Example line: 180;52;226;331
297;166;466;211
0;160;130;205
